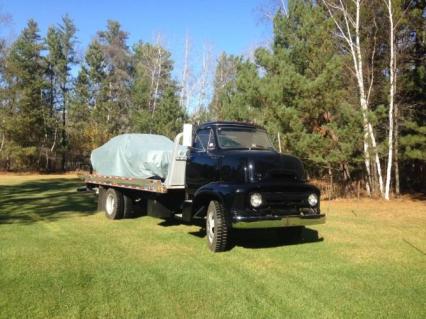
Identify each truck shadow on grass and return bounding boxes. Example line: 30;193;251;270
0;178;97;225
159;219;323;250
185;225;323;250
229;228;323;249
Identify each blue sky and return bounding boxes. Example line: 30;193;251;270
1;0;278;112
1;0;273;71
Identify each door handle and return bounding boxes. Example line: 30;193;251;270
209;155;223;160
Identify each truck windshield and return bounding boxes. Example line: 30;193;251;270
217;127;275;150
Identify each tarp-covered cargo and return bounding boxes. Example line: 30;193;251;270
91;134;185;180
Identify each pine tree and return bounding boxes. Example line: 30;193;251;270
68;67;93;162
218;58;263;122
97;20;131;133
2;19;48;169
151;84;187;139
45;16;78;169
209;53;240;119
82;39;110;146
259;1;362;180
397;0;426;191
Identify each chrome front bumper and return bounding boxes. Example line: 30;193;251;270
232;214;326;229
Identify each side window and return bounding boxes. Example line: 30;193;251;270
193;129;210;151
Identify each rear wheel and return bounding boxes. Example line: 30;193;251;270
97;187;106;212
122;194;134;219
104;188;124;220
206;200;230;252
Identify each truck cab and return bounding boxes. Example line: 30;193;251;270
184;121;325;251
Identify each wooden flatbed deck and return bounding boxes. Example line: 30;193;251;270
83;174;168;193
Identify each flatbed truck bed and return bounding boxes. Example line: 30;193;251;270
83;174;168;193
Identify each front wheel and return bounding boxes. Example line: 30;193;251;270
206;200;230;252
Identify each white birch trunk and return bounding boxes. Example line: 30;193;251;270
323;0;385;197
354;0;384;196
179;35;190;109
148;66;156;111
384;0;396;200
152;45;163;115
149;34;164;116
394;105;400;195
0;131;5;153
278;132;282;153
197;44;212;112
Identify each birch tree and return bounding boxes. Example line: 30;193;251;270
134;34;168;117
384;0;397;200
385;0;416;197
322;0;384;197
179;34;192;110
196;43;213;113
131;37;176;133
150;34;164;116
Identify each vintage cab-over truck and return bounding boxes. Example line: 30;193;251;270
83;121;325;252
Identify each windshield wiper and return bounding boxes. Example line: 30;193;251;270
248;145;270;150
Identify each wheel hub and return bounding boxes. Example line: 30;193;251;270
207;210;215;243
106;193;115;215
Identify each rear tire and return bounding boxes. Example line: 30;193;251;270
97;187;106;212
104;188;124;220
206;200;230;252
122;194;134;219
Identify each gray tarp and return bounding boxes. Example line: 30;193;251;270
91;134;183;180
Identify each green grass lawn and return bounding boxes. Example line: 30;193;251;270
0;175;425;318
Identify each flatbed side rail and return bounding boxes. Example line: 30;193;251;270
83;174;168;193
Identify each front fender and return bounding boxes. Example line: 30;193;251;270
191;181;321;220
192;182;239;217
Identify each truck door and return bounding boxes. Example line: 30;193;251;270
186;128;219;195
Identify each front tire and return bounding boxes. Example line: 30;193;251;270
206;200;230;252
104;188;124;220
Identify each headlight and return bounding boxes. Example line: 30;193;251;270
250;193;263;208
308;193;318;207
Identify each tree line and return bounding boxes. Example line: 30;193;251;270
209;0;425;198
0;17;187;172
0;0;424;198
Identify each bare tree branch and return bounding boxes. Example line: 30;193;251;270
394;0;414;30
366;17;378;106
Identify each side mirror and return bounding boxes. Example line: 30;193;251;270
183;123;193;147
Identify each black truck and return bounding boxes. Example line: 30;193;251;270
83;121;325;252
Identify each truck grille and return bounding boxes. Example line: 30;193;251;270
262;192;307;209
